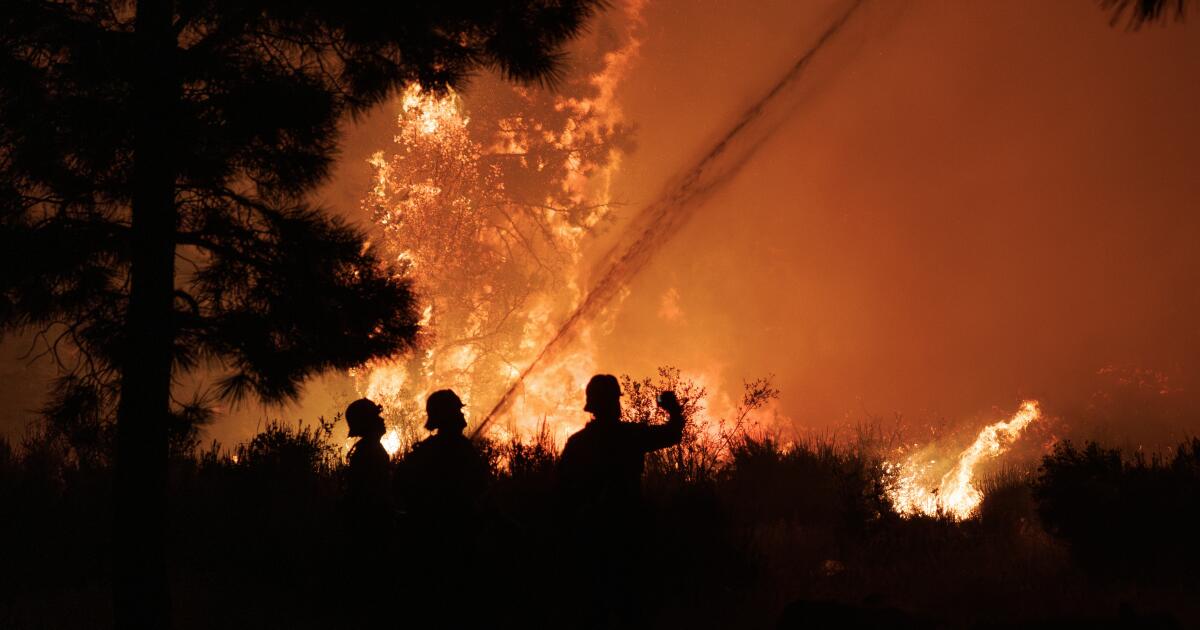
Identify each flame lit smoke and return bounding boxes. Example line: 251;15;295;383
886;400;1042;520
474;0;868;436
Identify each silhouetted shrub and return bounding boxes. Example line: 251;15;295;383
235;417;342;475
8;414;1200;628
495;421;558;482
977;468;1040;539
723;436;887;540
1034;439;1200;579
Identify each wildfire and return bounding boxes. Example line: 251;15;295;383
886;400;1041;520
349;0;649;454
400;82;465;135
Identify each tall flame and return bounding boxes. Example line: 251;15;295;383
887;400;1041;520
350;0;648;454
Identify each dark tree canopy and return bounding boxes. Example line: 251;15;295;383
0;1;603;626
0;0;602;410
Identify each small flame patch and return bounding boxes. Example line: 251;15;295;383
886;400;1041;520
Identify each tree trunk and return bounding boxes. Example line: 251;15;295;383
116;0;177;627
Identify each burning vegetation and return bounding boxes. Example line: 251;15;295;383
347;0;1053;526
346;0;877;460
4;0;1199;627
7;387;1200;627
351;4;643;454
886;401;1042;520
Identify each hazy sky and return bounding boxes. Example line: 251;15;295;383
3;0;1198;449
596;0;1200;445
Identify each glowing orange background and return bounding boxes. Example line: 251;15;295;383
2;1;1198;450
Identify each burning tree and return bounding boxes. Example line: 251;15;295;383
358;7;641;446
0;0;602;626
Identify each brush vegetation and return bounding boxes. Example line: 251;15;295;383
3;403;1199;628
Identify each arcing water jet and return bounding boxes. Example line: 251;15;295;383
473;0;870;437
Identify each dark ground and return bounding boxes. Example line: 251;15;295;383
2;419;1199;629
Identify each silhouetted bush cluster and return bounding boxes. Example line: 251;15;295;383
3;419;1199;628
1034;439;1200;580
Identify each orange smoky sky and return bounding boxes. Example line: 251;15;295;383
594;0;1200;447
3;0;1199;450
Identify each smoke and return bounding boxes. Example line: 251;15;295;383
474;0;869;436
598;0;1200;448
180;1;1200;450
8;2;1197;454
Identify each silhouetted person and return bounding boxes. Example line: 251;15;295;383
341;398;394;623
557;374;686;628
345;398;392;522
558;374;685;517
395;389;488;523
394;389;489;628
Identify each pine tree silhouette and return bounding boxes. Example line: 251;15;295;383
0;1;602;626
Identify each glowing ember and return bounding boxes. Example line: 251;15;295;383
886;400;1041;520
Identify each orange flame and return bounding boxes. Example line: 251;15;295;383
380;429;403;457
351;0;649;453
886;400;1041;520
